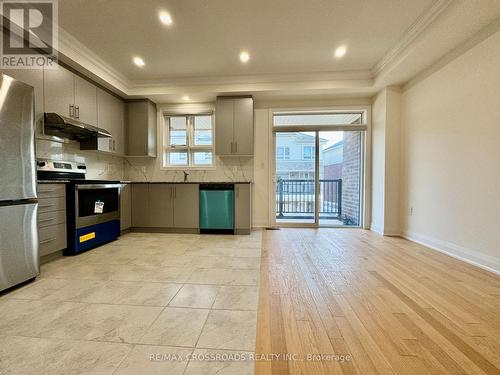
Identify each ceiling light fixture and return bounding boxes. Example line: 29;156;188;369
239;51;250;63
182;95;190;101
133;57;145;67
334;45;347;59
159;11;173;26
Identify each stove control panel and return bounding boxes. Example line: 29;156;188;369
36;159;87;174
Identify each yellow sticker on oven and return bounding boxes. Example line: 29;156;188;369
79;232;96;243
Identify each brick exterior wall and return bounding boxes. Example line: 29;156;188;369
341;132;361;225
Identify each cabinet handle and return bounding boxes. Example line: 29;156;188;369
234;142;237;153
230;142;234;153
174;187;176;199
39;204;54;209
75;106;80;119
113;140;116;151
235;186;239;198
40;237;56;244
69;104;74;117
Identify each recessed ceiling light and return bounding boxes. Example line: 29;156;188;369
133;57;145;67
239;51;250;63
159;11;173;26
182;95;190;101
334;45;347;59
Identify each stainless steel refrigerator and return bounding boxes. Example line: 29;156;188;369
0;73;39;292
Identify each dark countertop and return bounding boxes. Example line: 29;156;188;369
38;180;252;184
123;181;252;184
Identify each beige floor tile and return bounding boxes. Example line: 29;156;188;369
2;278;68;300
186;247;261;258
138;307;209;347
40;303;163;343
197;310;257;351
169;284;219;308
187;268;259;286
0;299;162;343
0;335;131;375
212;286;259;310
184;349;254;375
114;345;192;375
44;280;182;306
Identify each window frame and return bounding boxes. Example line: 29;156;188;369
162;113;215;169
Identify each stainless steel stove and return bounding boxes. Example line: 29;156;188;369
37;159;122;254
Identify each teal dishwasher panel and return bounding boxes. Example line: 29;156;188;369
199;189;234;229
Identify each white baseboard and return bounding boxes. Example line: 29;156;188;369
370;222;384;235
402;230;500;275
370;223;400;237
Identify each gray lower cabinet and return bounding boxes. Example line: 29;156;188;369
172;184;199;229
37;184;67;257
235;184;252;234
149;184;174;227
120;184;132;231
131;184;149;227
130;183;199;230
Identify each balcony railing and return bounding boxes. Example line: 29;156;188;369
276;178;342;219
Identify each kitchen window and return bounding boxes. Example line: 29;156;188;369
163;114;214;168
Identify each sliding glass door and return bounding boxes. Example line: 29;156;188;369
273;111;366;227
275;132;316;225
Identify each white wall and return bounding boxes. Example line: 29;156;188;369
371;91;386;234
400;29;500;273
371;87;401;235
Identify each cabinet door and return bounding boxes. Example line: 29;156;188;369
43;66;74;118
120;184;131;230
127;101;148;156
74;75;97;126
215;98;234;155
173;184;199;229
233;98;254;155
131;184;149;227
2;69;44;134
146;102;157;157
148;184;174;228
114;99;126;154
235;184;251;232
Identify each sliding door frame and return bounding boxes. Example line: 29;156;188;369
268;105;372;229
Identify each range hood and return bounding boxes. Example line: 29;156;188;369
43;113;112;141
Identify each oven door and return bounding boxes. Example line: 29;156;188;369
75;184;121;229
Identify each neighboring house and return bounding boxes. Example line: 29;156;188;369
275;132;327;183
323;140;343;180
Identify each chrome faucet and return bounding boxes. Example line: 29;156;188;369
183;171;189;182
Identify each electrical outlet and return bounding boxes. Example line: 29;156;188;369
409;207;414;216
141;166;147;174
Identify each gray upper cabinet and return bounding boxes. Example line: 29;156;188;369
2;69;44;134
235;184;251;234
44;66;98;126
127;100;157;157
215;96;254;156
173;184;199;229
96;88;125;154
43;67;75;118
74;75;97;126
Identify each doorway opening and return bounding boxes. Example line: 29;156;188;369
272;111;367;227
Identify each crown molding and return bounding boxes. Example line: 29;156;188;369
371;0;453;77
57;26;131;93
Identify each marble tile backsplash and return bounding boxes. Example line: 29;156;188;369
35;139;252;183
125;156;253;183
36;139;125;180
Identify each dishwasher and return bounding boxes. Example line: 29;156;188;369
199;184;234;234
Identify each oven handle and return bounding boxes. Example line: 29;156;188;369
75;184;122;190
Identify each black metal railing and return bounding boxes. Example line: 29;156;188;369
275;178;342;219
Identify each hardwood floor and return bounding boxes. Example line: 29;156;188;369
255;228;500;375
